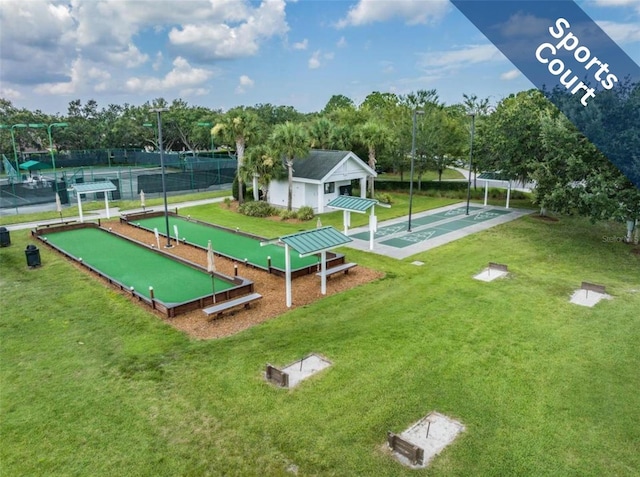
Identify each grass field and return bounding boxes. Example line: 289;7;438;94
1;199;639;476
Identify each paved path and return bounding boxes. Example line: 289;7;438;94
344;202;533;259
2;197;230;232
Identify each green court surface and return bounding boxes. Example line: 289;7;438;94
133;216;320;271
350;206;485;241
379;208;514;248
42;228;233;303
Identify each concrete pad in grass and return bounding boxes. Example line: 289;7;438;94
570;289;612;307
389;411;465;468
266;354;332;388
473;268;508;282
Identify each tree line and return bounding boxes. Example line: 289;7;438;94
0;84;638;236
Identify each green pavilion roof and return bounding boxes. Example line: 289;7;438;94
69;181;117;194
327;195;379;213
279;226;352;257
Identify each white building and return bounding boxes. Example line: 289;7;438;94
267;149;377;213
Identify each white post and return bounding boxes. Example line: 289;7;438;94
285;243;292;308
77;191;83;222
343;210;348;235
104;193;110;219
369;210;377;251
484;180;489;206
320;250;327;295
506;182;511;209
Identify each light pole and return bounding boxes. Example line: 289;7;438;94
28;122;68;191
8;124;28;177
465;112;476;216
408;109;424;232
150;107;172;248
197;122;214;152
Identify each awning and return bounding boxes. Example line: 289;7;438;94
19;160;51;171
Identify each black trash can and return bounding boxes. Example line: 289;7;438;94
0;227;9;247
25;244;41;268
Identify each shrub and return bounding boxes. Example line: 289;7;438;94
375;193;393;205
279;209;297;221
223;197;232;209
296;206;315;221
239;201;276;217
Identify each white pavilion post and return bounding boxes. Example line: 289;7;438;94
506;182;512;209
369;207;377;251
285;243;292;308
77;192;84;223
104;193;110;219
484;180;489;206
343;210;348;235
320;250;327;295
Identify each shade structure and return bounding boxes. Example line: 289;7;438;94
19;160;51;171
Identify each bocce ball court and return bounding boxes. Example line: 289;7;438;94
33;222;254;317
121;211;347;277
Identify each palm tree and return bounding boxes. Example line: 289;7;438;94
242;144;279;202
269;122;310;211
357;120;390;197
212;107;260;204
308;117;335;149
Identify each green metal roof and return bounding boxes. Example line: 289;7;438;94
280;226;352;257
70;181;117;194
327;195;379;213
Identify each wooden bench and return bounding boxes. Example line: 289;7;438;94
316;262;357;278
203;292;262;318
387;431;424;465
581;281;606;295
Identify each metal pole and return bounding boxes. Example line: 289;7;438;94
465;113;476;215
152;108;172;248
47;125;57;190
408;110;423;231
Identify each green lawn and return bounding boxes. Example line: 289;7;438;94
1;205;639;476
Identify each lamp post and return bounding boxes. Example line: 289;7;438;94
197;122;214;152
408;109;424;232
150;107;172;248
7;124;28;177
28;122;68;191
465;112;476;216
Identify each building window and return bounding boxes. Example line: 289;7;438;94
324;182;335;194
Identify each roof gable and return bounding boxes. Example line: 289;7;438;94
289;149;374;181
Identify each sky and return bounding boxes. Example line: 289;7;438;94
0;0;639;116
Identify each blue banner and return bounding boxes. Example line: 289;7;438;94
451;0;640;189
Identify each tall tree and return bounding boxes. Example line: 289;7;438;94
308;117;335;150
213;107;260;204
357;120;390;197
269;122;310;211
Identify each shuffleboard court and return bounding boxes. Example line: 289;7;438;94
346;203;533;259
381;208;514;248
42;227;234;303
350;206;484;241
132;215;321;271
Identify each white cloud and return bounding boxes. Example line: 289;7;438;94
0;87;23;101
153;52;164;71
236;74;255;94
125;56;212;93
337;36;347;48
593;0;640;12
293;39;308;50
380;61;394;74
336;0;449;28
418;44;505;71
169;0;288;60
596;20;640;43
500;69;521;81
308;50;321;69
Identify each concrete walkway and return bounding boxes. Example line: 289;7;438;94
2;197;230;232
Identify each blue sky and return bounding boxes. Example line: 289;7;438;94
1;0;638;115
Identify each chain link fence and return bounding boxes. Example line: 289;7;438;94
0;150;236;212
